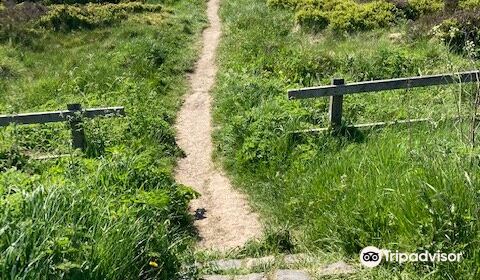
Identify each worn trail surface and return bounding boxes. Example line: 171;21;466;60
174;0;261;250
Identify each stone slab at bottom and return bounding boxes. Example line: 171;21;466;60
202;276;231;280
275;269;310;280
235;273;266;280
201;273;266;280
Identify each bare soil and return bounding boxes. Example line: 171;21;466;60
174;0;262;251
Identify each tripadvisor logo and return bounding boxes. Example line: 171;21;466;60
360;246;382;268
360;246;463;268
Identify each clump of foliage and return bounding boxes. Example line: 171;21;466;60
461;0;480;9
0;55;23;78
12;0;121;4
431;12;480;56
43;0;121;4
327;0;398;31
407;0;444;15
0;1;47;43
268;0;480;32
0;147;28;171
38;2;163;31
294;8;329;32
269;0;399;32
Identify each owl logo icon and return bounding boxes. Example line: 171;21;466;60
360;246;382;267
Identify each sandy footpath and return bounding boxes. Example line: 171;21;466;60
174;0;262;250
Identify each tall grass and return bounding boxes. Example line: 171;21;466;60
0;0;206;279
215;0;479;278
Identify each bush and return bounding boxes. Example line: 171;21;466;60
0;1;47;43
431;14;480;56
0;147;28;171
407;0;443;15
460;0;480;9
318;0;398;32
0;56;22;79
13;0;121;4
274;0;398;32
294;8;329;31
267;0;297;9
37;2;163;31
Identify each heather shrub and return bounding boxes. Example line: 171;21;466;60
0;1;47;43
327;0;397;31
407;0;443;15
294;8;329;31
460;0;480;9
270;0;398;32
37;2;163;31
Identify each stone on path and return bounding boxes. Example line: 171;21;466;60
235;273;266;280
202;276;231;280
317;261;355;276
210;259;243;270
275;269;310;280
244;256;275;269
201;273;266;280
284;254;309;265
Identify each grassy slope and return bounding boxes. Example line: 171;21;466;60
215;0;479;278
0;1;206;279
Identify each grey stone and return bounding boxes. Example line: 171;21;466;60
201;276;232;280
234;273;266;280
317;261;355;276
244;256;275;268
283;254;308;264
275;269;310;280
210;259;243;270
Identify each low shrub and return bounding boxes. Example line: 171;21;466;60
13;0;121;4
461;0;480;9
0;147;28;171
271;0;398;32
294;8;329;31
431;13;480;56
0;1;47;43
0;57;22;78
270;0;480;33
43;0;121;4
37;2;163;31
407;0;443;15
328;0;398;31
267;0;304;9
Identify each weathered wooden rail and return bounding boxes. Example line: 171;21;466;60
288;70;480;128
0;104;125;151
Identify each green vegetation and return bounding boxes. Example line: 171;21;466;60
267;0;480;33
215;0;479;278
0;0;206;279
38;2;165;31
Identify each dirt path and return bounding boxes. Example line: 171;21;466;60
174;0;262;250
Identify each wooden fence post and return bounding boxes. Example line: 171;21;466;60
67;103;86;151
329;78;344;129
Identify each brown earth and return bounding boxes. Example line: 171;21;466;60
174;0;262;251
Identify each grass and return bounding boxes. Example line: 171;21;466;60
0;0;206;279
214;0;480;278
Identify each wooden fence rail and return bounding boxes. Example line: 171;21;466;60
0;104;125;151
288;70;480;129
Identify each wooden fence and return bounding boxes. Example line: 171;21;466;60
0;104;125;151
288;70;480;129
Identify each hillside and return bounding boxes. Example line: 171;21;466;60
1;0;480;279
0;0;206;278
